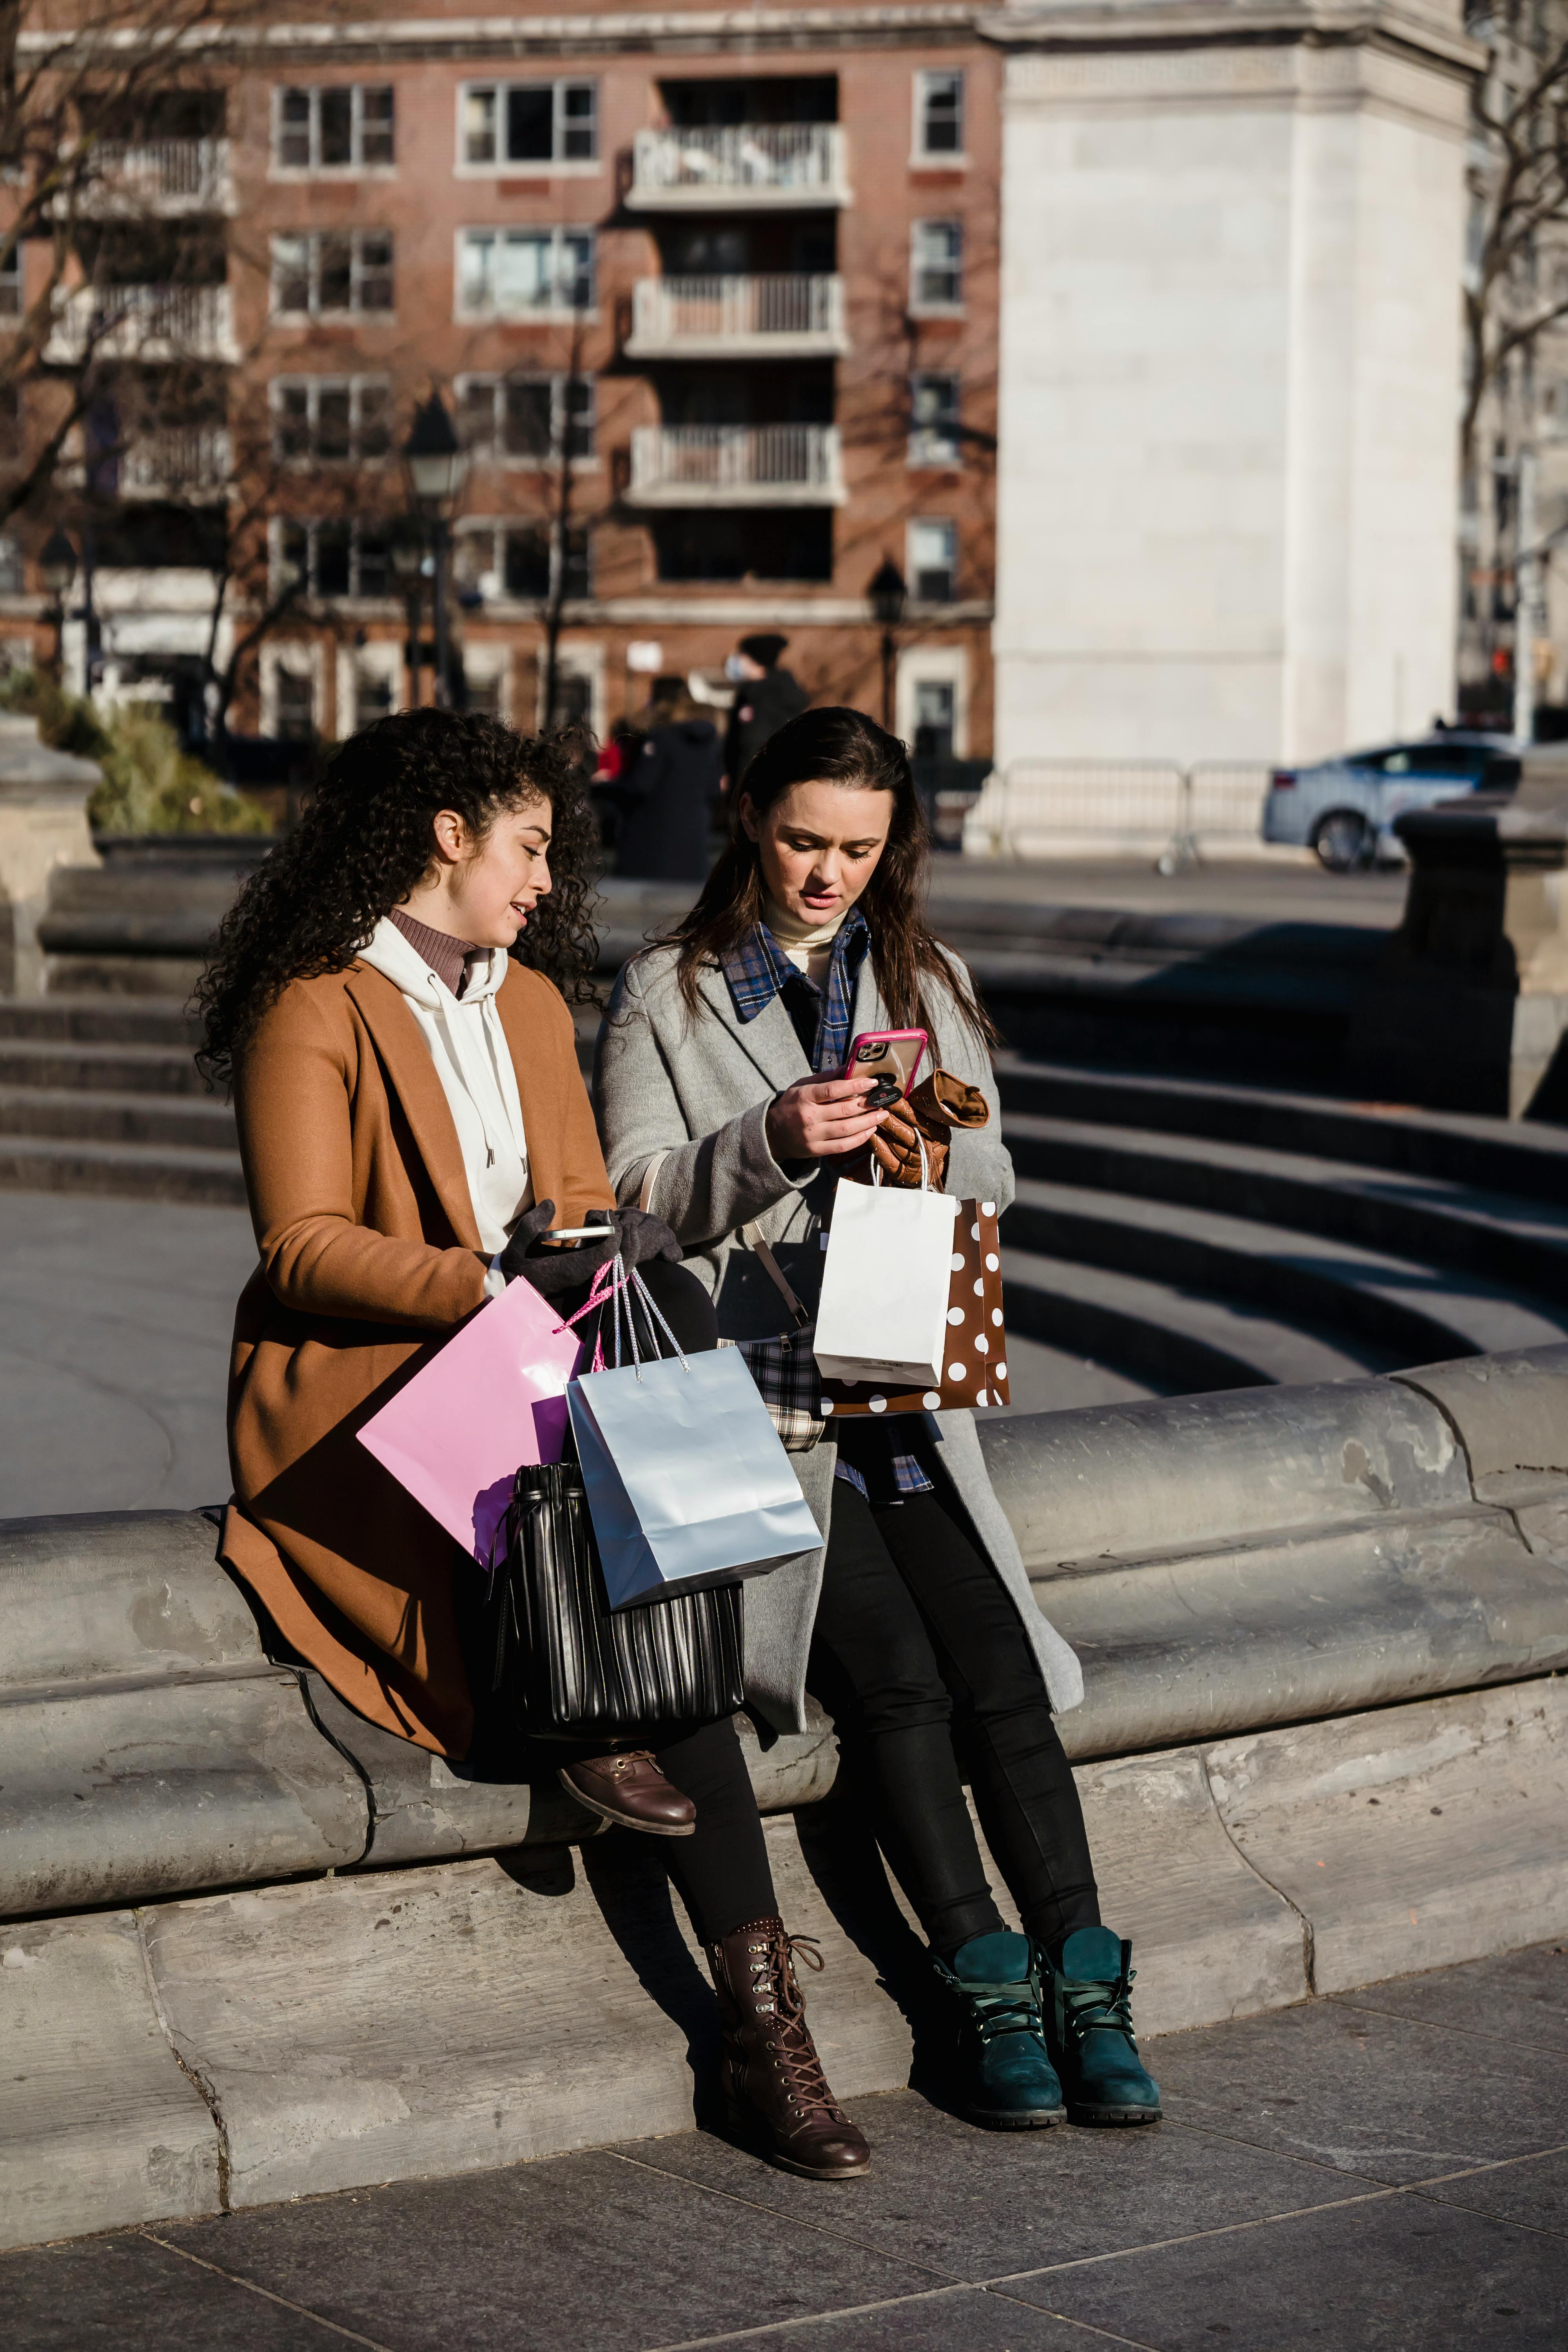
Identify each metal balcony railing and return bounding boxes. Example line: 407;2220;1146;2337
627;423;844;505
629;123;848;205
628;274;847;354
117;426;232;496
47;282;235;362
91;138;230;207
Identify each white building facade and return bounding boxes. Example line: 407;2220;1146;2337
991;0;1480;771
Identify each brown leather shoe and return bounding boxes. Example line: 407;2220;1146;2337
557;1750;696;1837
705;1915;871;2180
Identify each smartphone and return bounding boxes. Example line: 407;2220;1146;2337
544;1224;611;1246
842;1028;929;1109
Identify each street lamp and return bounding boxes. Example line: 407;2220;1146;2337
389;516;426;710
867;558;907;733
38;529;76;682
401;392;469;710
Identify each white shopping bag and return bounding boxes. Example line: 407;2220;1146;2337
813;1176;959;1387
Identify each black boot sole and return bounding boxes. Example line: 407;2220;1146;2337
963;2103;1067;2130
1067;2103;1162;2126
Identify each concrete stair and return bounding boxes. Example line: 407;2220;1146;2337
0;997;241;1205
996;1058;1568;1390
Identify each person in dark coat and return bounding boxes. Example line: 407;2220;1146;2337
614;688;725;880
724;633;809;787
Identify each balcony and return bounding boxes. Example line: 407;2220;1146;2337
627;424;844;507
626;274;847;359
116;427;231;497
45;282;236;364
83;138;232;214
627;124;849;210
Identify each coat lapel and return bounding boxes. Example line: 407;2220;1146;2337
695;963;812;1093
344;965;482;1250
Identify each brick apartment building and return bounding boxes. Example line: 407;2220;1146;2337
2;3;1000;770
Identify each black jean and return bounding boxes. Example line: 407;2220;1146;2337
808;1473;1100;1962
537;1256;780;1947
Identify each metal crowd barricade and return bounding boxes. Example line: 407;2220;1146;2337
972;759;1271;868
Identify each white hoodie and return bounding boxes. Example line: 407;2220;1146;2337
357;915;532;1260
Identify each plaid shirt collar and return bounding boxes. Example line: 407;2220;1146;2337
720;905;870;1073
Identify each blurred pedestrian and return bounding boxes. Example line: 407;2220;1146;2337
616;683;724;881
724;632;809;787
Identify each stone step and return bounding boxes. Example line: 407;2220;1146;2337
997;1056;1568;1206
0;1036;207;1098
1001;1242;1375;1390
0;1131;245;1205
0;995;198;1047
1005;1175;1568;1367
0;1084;234;1151
1003;1109;1568;1304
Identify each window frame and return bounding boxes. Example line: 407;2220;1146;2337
908;371;961;468
0;241;20;319
454;371;597;465
455;78;600;174
455;517;594;603
907;515;958;604
270;374;393;466
273;514;396;603
910;218;964;316
271;83;397;175
454;227;596;321
270;231;395;322
913;69;966;163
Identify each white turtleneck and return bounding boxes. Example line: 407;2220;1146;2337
762;893;851;991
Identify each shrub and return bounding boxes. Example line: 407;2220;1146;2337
0;668;272;835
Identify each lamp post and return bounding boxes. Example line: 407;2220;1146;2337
38;529;76;682
868;558;907;734
401;392;469;711
389;516;425;709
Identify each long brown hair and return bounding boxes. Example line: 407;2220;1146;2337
657;705;997;1051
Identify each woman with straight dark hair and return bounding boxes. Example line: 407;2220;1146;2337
595;706;1160;2132
196;709;869;2183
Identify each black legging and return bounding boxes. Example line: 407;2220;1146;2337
542;1257;779;1947
808;1473;1100;1962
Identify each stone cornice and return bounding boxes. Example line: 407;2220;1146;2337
984;0;1483;78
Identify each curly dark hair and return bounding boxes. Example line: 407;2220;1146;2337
194;709;600;1092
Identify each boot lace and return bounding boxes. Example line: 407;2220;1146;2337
1059;1951;1138;2054
949;1964;1048;2051
740;1926;846;2125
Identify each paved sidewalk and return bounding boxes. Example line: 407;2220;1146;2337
6;1944;1565;2349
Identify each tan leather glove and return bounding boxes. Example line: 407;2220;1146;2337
846;1069;990;1191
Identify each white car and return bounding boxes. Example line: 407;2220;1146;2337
1262;733;1520;871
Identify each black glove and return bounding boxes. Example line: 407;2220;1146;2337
497;1201;680;1301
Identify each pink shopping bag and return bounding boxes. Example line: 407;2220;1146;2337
358;1273;586;1565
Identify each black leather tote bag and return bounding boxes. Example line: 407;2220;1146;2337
485;1459;746;1739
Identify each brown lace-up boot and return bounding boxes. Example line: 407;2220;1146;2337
704;1915;871;2180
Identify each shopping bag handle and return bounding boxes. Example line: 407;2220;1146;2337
870;1131;932;1191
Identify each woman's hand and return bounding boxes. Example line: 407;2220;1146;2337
766;1074;884;1162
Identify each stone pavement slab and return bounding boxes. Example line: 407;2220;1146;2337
5;1946;1564;2352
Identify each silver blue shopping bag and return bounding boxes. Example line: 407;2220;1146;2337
565;1266;822;1609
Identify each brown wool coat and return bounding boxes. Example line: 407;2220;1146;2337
221;958;615;1757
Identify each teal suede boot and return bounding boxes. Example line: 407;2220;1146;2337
1046;1926;1161;2125
934;1930;1065;2128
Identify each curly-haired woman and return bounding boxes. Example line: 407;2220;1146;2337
595;706;1161;2132
198;709;869;2181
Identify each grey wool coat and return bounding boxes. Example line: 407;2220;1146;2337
593;938;1084;1737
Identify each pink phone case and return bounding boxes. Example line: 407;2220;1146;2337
843;1027;930;1099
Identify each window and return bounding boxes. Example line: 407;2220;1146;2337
909;372;960;466
275;85;395;172
272;376;391;465
346;657;395;729
0;243;19;318
275;666;315;739
272;232;393;318
457;519;592;602
913;679;955;760
914;70;964;158
0;383;20;462
909;517;956;602
456;374;594;462
460;79;597;167
457;229;594;317
278;517;392;600
911;219;963;312
0;535;22;593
